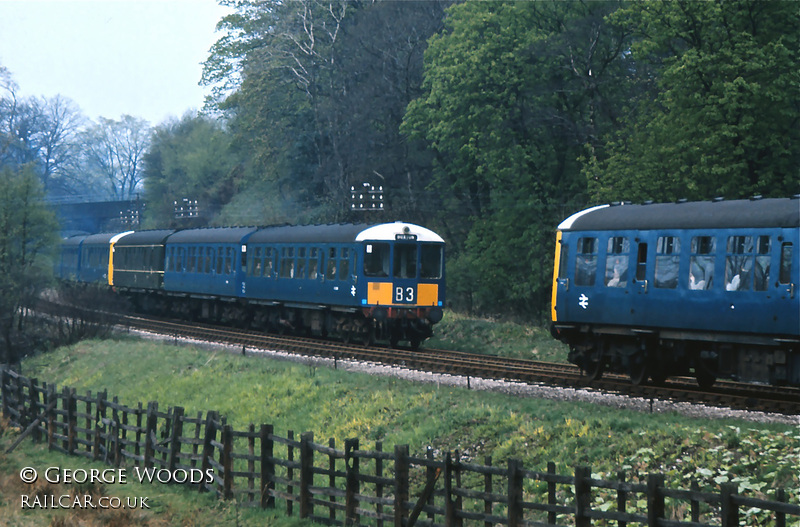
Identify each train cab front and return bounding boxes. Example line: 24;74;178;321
356;223;446;348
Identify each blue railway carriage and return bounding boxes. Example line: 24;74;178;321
113;230;176;293
162;227;257;321
244;222;445;347
75;231;133;285
551;198;799;387
55;234;88;281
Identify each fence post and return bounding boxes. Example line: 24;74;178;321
548;462;557;525
143;401;158;469
15;370;26;428
199;411;218;494
47;384;56;450
394;445;409;527
260;424;274;509
574;466;592;527
64;387;77;455
345;438;359;526
0;367;8;419
776;488;786;527
299;431;314;518
647;474;665;527
287;430;295;516
221;424;233;500
618;470;627;527
28;378;41;443
485;456;494;527
93;390;107;461
168;406;185;472
508;459;524;527
376;441;384;527
720;483;739;527
444;452;455;526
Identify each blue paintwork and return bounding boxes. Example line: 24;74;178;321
555;226;799;339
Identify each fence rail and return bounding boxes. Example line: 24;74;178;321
2;366;798;526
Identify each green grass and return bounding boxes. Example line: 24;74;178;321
426;311;568;362
18;338;800;494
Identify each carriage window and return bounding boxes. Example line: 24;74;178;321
394;244;417;279
689;236;715;290
326;248;337;279
297;247;307;279
779;243;793;284
575;237;598;287
280;247;295;278
725;236;754;291
421;244;443;279
188;247;196;273
224;247;233;275
339;248;350;280
264;248;274;278
655;236;680;289
605;236;629;288
250;247;262;277
205;247;213;274
309;248;319;279
364;243;389;277
754;236;770;291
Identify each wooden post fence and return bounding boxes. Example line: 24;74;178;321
1;368;799;526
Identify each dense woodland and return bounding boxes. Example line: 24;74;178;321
1;0;798;333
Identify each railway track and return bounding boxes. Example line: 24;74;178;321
39;300;800;417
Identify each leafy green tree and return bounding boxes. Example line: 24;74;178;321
142;113;240;227
404;1;629;316
203;0;450;224
587;0;800;202
0;164;58;365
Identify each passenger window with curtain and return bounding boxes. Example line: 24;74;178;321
605;236;629;288
725;236;754;291
689;236;715;290
574;237;598;287
655;236;680;289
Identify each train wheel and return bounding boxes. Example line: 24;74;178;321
584;359;604;382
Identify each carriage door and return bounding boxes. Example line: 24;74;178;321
775;239;798;335
630;241;650;326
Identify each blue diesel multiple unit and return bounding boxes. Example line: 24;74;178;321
551;198;800;387
57;222;446;348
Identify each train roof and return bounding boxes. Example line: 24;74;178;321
559;198;800;231
115;229;176;246
81;231;132;246
60;235;88;247
247;222;445;244
166;227;257;244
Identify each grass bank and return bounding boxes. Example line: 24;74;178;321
17;337;800;499
427;311;567;362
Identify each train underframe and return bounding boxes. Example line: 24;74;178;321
553;325;800;388
122;289;439;349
